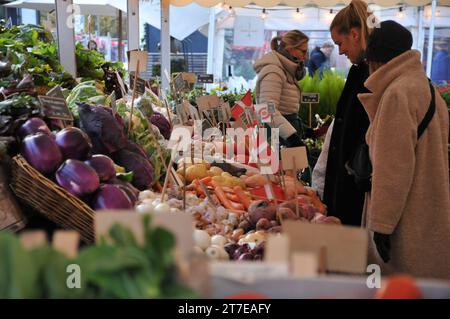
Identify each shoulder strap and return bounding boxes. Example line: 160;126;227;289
417;80;436;139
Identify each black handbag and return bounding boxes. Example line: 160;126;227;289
345;80;436;193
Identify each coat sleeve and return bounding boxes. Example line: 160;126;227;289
258;72;297;139
367;90;417;235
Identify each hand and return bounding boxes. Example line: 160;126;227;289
373;232;391;263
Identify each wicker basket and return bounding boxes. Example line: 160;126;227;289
10;155;95;243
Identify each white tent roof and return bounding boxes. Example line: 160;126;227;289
5;0;126;16
171;0;450;7
140;2;218;40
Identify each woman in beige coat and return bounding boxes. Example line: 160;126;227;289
254;30;309;147
358;21;450;280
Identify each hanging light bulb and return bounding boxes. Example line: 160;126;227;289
294;8;302;19
329;9;334;15
397;7;404;18
261;9;268;20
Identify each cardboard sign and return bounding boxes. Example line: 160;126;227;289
219;101;232;122
291;252;319;278
173;73;190;93
267;102;276;114
46;85;65;98
95;211;194;260
301;93;320;104
283;221;369;274
52;231;80;259
182;100;200;120
254;103;271;123
197;74;214;84
129;73;146;96
265;234;290;264
182;72;197;84
38;95;73;121
115;71;128;96
280;146;308;170
196;94;221;115
20;231;47;250
176;103;189;125
128;50;148;73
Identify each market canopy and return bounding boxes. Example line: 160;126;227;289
170;0;450;7
4;0;126;16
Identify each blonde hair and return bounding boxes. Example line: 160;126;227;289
271;30;309;52
330;0;372;49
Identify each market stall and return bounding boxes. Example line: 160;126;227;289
0;1;450;299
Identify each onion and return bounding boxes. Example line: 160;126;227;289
18;118;51;140
85;154;116;182
21;133;63;175
56;159;100;197
55;127;92;160
93;184;133;210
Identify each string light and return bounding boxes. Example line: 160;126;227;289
294;8;302;19
397;7;404;18
261;8;268;19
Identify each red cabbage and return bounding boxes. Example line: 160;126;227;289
55;127;92;160
56;159;100;197
112;149;154;191
21;133;63;175
93;184;133;210
150;112;171;140
85;154;116;182
18;117;51;140
78;103;127;154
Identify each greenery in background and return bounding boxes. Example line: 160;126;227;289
152;59;188;77
298;70;345;125
0;23;75;88
0;215;196;299
75;42;126;81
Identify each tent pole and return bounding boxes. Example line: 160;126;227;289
426;0;437;78
55;0;76;77
207;7;215;76
127;0;140;51
118;9;123;62
161;0;170;93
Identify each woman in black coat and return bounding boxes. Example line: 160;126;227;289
321;0;372;226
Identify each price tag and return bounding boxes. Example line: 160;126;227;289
280;146;308;170
46;85;65;98
38;95;73;121
196;74;214;84
128;50;148;73
115;71;128;96
196;94;220;115
129;73;146;96
301;93;320;104
267;102;276;114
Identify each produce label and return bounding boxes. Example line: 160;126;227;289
173;73;190;93
176;103;189;125
301;93;320;103
280;146;308;170
129;73;146;96
46;85;65;98
38;95;73;121
128;50;148;73
196;94;220;115
196;73;214;84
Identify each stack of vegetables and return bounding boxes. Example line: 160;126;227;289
18;102;162;211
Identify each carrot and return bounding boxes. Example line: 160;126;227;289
226;193;240;202
221;186;234;193
233;186;251;210
200;176;212;185
191;179;205;197
211;180;235;210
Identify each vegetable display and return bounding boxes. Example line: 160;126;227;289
21;132;62;175
55;159;100;197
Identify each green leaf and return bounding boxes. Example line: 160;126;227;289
116;171;134;183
